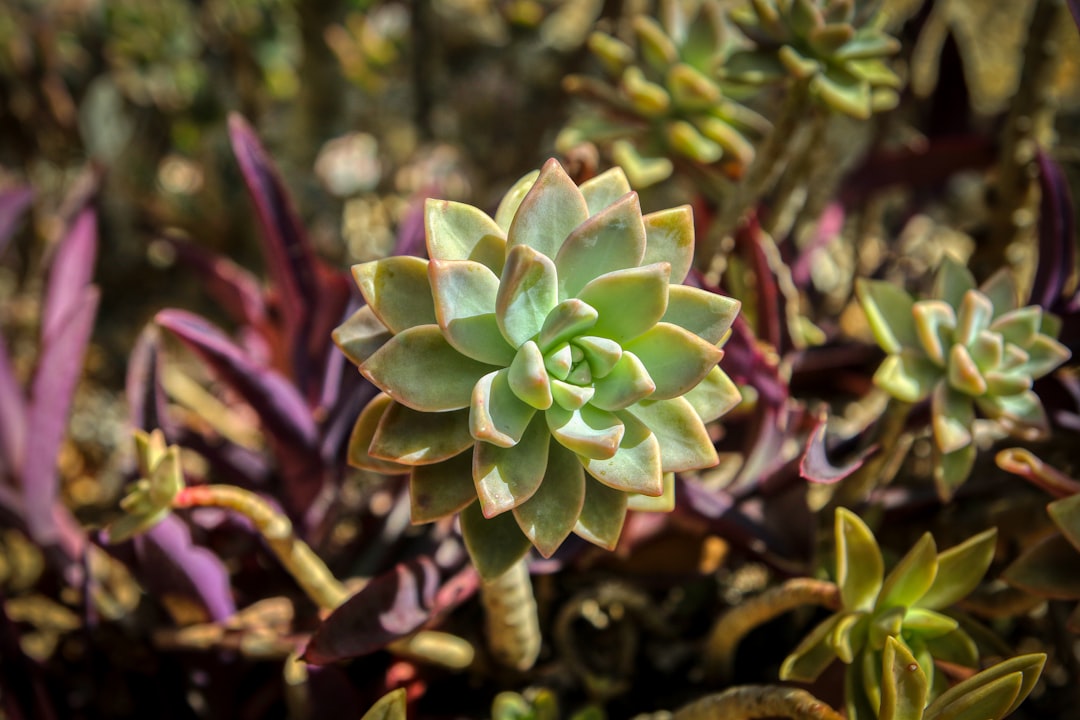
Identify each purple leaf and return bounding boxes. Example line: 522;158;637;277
125;325;171;434
23;287;99;545
1069;0;1079;33
303;557;443;665
159;236;268;332
135;515;236;621
0;334;27;477
791;203;844;288
0;187;32;258
799;409;876;484
1031;150;1075;309
42;209;97;343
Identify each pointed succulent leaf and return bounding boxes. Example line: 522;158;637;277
430;260;514;365
988;306;1040;348
333;305;393;366
924;629;979;670
574;479;628;550
984;371;1031;397
666;64;722;109
550;378;596;410
856;279;919;354
352;257;436;334
360;688;407;720
546;404;624;460
874;351;940;402
590;351;657;411
611;140;675;188
791;0;824;35
667;120;724;163
579;167;632;216
947;344;987;396
1048;493;1080;553
474;414;550;516
868;606;905;651
662;286;740;345
460;501;532;581
695;116;756;168
1002;533;1080;599
578;264;671;343
508;341;553;410
880;637;929;720
935;443;977;502
537;299;599;350
583;410;663;496
623;322;723;399
1013;334;1070;378
370;404;473;465
924;654;1045;720
976;391;1048;432
545;343;573;380
362;325;497;412
513;441;586;557
920;528;996;610
812;67;871;119
969;331;1004;373
494;170;540;231
779;614;844;683
471;370;536;448
932;384;973;454
622;66;672;117
625;471;675;511
507;158;589;260
934;256;977;310
347;394;411;474
497;244;559;348
633;15;678;71
912;300;956;366
780;45;823;80
902;608;958;638
574;336;622;378
831;611;868;663
836;507;884;612
683;366;741;423
978;270;1018;317
555;192;646;298
587;32;634;76
808;23;855;56
425;199;506;273
410;452;478;523
878;532;938;610
626;397;717;472
641;206;695;284
954;290;994;348
834;28;901;60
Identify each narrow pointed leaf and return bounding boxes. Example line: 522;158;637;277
932;384;973;454
507;158;589;260
878;532;937;610
513;441;586;557
836;507;884;612
881;637;929;720
874;351;940;403
1048;493;1080;553
351;257;436;333
410;452;478;523
574;480;628;550
460;501;532;581
927;654;1045;720
935;444;977;501
934;256;977;309
920;528;996;610
333;305;393;366
425;198;506;273
497;244;558;348
1002;533;1080;599
779;614;843;683
954;291;994;347
473;414;550;516
626;397;717;472
661;286;740;345
623;322;723;399
537;299;599;350
578;263;670;343
926;672;1023;720
370;404;473;465
978;270;1018;317
360;689;407;720
902;608;958;638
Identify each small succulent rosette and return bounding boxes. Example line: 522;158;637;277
857;257;1071;497
106;429;184;543
334;159;741;578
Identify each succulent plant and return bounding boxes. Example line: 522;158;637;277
856;257;1071;498
106;429;184;543
780;508;998;719
334;158;741;579
724;0;902;119
558;0;769;187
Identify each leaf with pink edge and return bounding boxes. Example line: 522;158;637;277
410;452;478;524
361;325;497;412
555;192;646;298
507;158;589;260
351;257;436;334
425;198;506;273
682;366;741;423
473;414;550;516
932;384;973;454
625;472;675;511
470;370;536;448
626;396;717;472
494;170;540;231
873;351;940;403
583;410;663;496
347;394;411;474
547;404;624;460
641;205;694;284
662;286;740;345
537;299;599;350
507;341;553;409
574;336;622;378
430;260;514;365
496;244;558;348
513;441;586;557
333;305;393;366
460;501;532;581
624;322;723;400
578;263;671;343
574;480;628;549
369;403;473;465
579;167;632;215
590;352;656;411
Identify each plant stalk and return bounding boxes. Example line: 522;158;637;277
672;685;844;720
480;557;541;671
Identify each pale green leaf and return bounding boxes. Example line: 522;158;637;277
856;279;919;354
590;351;657;411
430;259;514;365
494;170;540;231
931;384;973;454
583;410;663;496
574;336;622;378
873;351;941;403
662;285;740;345
333;304;393;366
933;256;976;310
507;158;589;260
878;532;938;610
370;403;473;465
555;192;646;299
574;479;628;550
351;257;436;334
507;341;553;410
902;608;958;639
474;414;550;516
579;167;632;216
513;441;586;557
360;688;407;720
836;507;884;612
425;198;506;274
919;528;996;610
496;244;559;348
682;366;741;423
624;322;724;400
537;299;599;351
546;404;624;460
470;370;536;448
578;263;671;343
954;290;994;348
625;396;717;472
625;471;675;511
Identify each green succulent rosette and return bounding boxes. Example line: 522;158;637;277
724;0;902;119
106;429;184;543
334;159;741;579
857;257;1071;498
781;509;999;719
558;0;769;188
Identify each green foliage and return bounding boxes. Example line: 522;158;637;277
335;158;741;579
105;429;183;543
857;257;1071;498
780;508;998;720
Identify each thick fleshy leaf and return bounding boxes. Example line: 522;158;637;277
545;342;573;380
924;654;1045;720
932;384;973;454
912;300;956;366
473;414;550;516
496;244;558;348
537;299;599;351
590;352;656;411
579;167;632;216
494;170;540;231
513;441;586;557
347;394;411;474
470;370;536;448
868;606;904;652
878;532;937;610
1048;493;1080;553
661;285;740;345
574;336;622;378
507;158;589;260
969;331;1004;374
625;471;675;511
976;392;1048;432
682;366;741;423
935;443;977;501
361;325;497;411
779;614;844;683
1002;533;1080;599
881;637;929;720
430;260;514;365
934;255;977;310
333;305;393;366
370;403;473;465
626;397;717;472
623;322;723;400
556;192;646;298
979;270;1018;317
583;411;663;496
873;351;940;403
578;263;671;343
811;67;871;119
836;507;884;612
573;480;628;550
989;306;1040;347
460;501;532;581
855;279;918;354
425;198;506;273
1014;334;1070;378
550;378;595;410
947;344;987;396
954;291;994;347
351;257;436;333
799;410;875;484
359;689;407;720
409;452;478;523
507;341;553;409
902;608;957;638
546;404;624;460
920;528;996;610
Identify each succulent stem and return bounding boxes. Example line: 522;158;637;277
995;447;1080;499
479;557;541;671
702;578;841;681
671;685;844;720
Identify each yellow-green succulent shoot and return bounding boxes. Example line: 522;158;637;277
334;159;741;579
106;429;184;543
856;257;1071;498
781;508;999;720
558;0;769;187
725;0;902;119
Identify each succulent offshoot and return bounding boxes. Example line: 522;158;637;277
335;158;741;579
